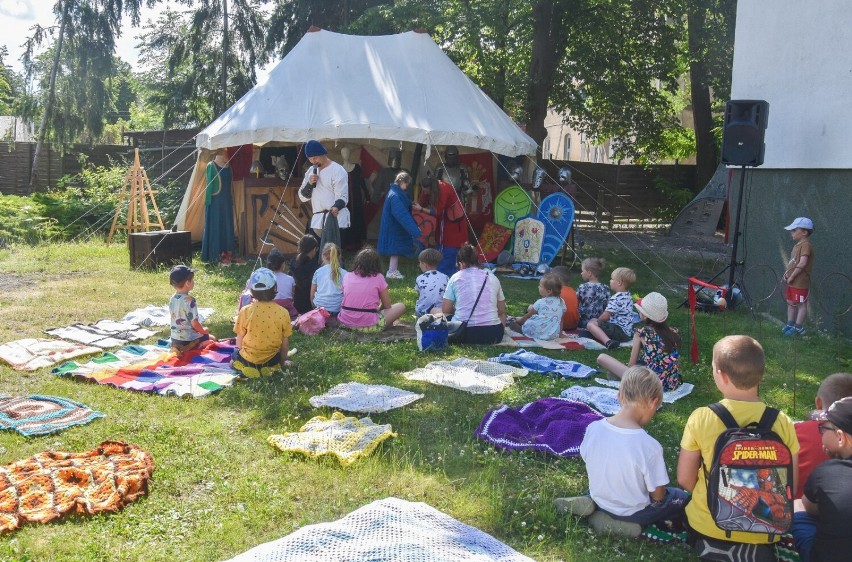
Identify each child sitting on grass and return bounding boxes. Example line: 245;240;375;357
238;248;297;318
290;235;319;315
585;266;637;350
168;264;215;356
597;292;682;391
414;248;449;317
576;257;609;328
233;268;294;378
508;272;566;341
311;243;347;318
338;247;406;332
556;366;689;537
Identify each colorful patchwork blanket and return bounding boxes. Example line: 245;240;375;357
44;320;157;349
0;338;101;372
403;358;528;394
120;304;214;327
52;341;239;398
268;412;395;466
0;441;154;533
309;383;424;413
0;395;104;436
476;398;603;457
489;349;597;379
224;497;535;561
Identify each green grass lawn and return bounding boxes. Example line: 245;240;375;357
0;240;847;561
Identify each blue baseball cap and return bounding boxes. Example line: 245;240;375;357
169;264;195;285
250;268;277;291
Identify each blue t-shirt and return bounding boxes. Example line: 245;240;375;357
311;263;347;313
606;291;635;336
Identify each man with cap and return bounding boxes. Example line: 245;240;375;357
793;396;852;562
782;216;815;336
299;140;350;239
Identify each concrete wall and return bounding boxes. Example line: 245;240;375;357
729;168;851;336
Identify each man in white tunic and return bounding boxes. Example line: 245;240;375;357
299;140;350;238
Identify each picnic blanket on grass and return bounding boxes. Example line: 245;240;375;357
268;412;395;466
224;497;535;562
560;380;695;415
403;358;527;394
497;328;606;350
476;398;603;457
0;395;104;436
0;440;154;533
45;320;158;348
489;349;596;379
0;338;101;371
52;340;239;398
309;383;424;413
121;304;214;327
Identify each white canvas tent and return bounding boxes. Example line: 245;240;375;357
177;28;537;242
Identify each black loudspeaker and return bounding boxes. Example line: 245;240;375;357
721;100;769;167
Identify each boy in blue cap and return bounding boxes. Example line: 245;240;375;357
169;264;214;356
782;216;814;336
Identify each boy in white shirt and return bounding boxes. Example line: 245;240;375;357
414;248;449;317
556;366;689;537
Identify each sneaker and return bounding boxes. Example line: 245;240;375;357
587;511;642;538
605;339;620;350
386;270;405;280
781;324;795;336
555;496;596;518
794;325;806;336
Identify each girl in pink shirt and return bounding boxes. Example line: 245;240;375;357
338;247;406;332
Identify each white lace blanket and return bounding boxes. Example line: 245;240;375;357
309;382;424;413
224;497;534;562
561;379;695;415
120;304;214;327
403;358;528;394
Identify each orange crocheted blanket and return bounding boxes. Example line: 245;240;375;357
0;440;154;533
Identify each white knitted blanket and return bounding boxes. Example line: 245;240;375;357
224;497;534;562
561;379;695;415
403;358;528;394
309;382;424;413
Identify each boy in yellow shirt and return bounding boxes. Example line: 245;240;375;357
677;335;800;561
233;268;293;378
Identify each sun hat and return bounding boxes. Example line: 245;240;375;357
815;396;852;435
250;268;277;291
304;140;327;158
169;264;195;285
634;292;669;323
784;217;814;231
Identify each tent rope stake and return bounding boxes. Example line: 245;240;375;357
108;148;165;243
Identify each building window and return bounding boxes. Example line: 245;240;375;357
563;135;571;160
542;138;551;160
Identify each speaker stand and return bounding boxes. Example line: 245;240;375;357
723;165;752;311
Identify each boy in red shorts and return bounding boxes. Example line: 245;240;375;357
782;216;814;336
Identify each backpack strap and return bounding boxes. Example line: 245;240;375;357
708;402;740;429
757;406;780;431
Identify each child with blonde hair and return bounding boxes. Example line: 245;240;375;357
597;292;682;391
576;257;610;328
557;366;689;537
311;243;347;316
508;272;566;341
586;266;637;350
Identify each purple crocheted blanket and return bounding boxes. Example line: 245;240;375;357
475;397;603;456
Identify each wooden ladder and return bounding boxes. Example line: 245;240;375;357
107;148;165;243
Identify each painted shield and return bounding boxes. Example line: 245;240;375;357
536;192;575;265
493;185;533;230
513;215;545;264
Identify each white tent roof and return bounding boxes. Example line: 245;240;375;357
195;29;537;157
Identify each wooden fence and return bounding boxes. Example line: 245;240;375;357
0;140;198;196
541;160;698;229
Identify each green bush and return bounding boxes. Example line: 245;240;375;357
0;194;59;246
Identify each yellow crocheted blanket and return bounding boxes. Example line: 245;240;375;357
268;412;396;466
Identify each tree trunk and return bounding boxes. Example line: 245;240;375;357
29;6;68;193
688;5;718;190
220;0;229;115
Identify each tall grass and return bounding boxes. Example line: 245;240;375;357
0;240;846;561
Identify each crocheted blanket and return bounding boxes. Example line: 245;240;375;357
0;338;101;372
44;320;157;349
476;398;603;457
0;441;154;533
403;358;528;394
0;395;104;436
489;349;597;379
224;497;534;561
121;304;214;327
52;340;239;398
268;412;396;466
560;380;695;415
309;382;424;413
